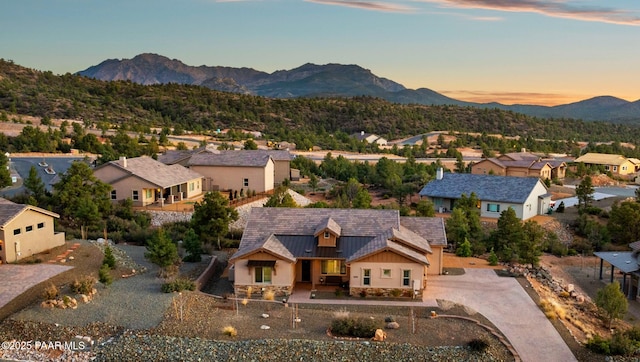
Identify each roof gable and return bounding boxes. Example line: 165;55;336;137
0;198;59;228
96;156;202;188
188;151;272;167
419;173;545;204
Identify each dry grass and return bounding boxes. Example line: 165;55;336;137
540;299;567;320
332;307;350;319
263;289;275;301
222;326;237;337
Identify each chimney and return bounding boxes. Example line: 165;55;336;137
436;167;443;180
119;156;127;168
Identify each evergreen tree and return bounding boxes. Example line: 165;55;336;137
595;281;628;328
145;228;179;276
456;238;472;257
191;191;239;247
0;153;11;188
102;246;117;269
576;175;595;210
492;207;524;262
183;228;202;262
264;186;299;208
415;199;435;217
243;139;258;150
24;165;46;202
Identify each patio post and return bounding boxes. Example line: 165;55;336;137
610;264;615;283
599;258;604;280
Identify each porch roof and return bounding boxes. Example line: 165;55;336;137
594;251;639;274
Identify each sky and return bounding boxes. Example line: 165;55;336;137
1;0;640;106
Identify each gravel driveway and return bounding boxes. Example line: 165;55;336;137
0;264;72;309
427;268;577;362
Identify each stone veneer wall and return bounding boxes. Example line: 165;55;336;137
349;287;422;299
234;285;292;298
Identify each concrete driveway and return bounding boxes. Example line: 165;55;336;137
0;264;72;309
427;268;576;362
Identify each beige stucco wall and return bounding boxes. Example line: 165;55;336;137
93;164;129;184
191;159;275;193
428;246;444;275
613;160;636;175
232;252;294;289
471;160;505;176
1;210;65;263
350;251;427;290
273;160;291;185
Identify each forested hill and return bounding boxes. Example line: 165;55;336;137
1;59;640;143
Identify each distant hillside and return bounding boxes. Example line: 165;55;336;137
2;58;640;145
78;53;640;124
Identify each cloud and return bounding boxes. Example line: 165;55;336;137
305;0;416;13
420;0;640;26
440;90;586;106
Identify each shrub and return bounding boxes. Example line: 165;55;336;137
468;338;490;353
333;308;350;319
390;289;402;297
384;316;395;323
161;278;196;293
99;264;113;286
103;246;116;269
263;289;275;301
70;276;96;295
610;332;636;356
487;248;499;266
331;317;382;338
222;326;237;337
556;201;565;213
43;284;59;300
359;290;367;298
334;288;344;297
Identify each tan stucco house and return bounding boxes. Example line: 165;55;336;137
229;208;447;298
93;156;204;207
419;169;552;220
0;198;65;263
188;151;276;193
575;153;640;176
351;131;388;146
471;151;566;180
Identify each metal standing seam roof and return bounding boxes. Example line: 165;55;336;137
0;198;59;228
419;173;544;204
99;156;203;188
230;208;443;265
594;251;639;274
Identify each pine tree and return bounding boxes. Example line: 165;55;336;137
595;281;628;328
103;246;117;269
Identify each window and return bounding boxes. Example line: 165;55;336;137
26;225;33;232
323;231;330;239
381;269;391;278
243;178;249;187
321;260;346;274
487;203;500;213
13;228;21;235
623;166;628;171
132;190;139;201
363;269;371;286
110;190;117;200
37;222;45;229
613;166;618;172
189;182;194;191
146;189;152;199
254;267;272;284
605;165;610;171
403;270;411;286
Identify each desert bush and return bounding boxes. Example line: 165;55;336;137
331;317;383;338
70;276;96;295
99;264;112;286
468;338;490;353
334;288;344;297
609;332;636;356
540;299;565;320
246;286;253;299
161;278;196;293
556;201;565;213
384;316;395;323
263;289;275;301
43;284;59;300
333;308;350;319
359;290;367;298
390;289;402;297
222;326;238;337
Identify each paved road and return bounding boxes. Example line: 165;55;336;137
0;264;72;309
427;269;577;362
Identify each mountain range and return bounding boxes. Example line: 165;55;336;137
78;53;640;124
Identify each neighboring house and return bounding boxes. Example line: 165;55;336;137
0;198;65;263
471;151;567;180
351;131;388;146
419;169;552;220
93;156;203;207
159;145;295;186
229;208;447;298
188;151;275;193
575;153;640;176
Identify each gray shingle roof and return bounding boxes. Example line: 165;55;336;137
400;217;448;246
98;156;203;188
314;217;342;237
0;198;59;228
419;173;544;204
188;151;272;167
231;208;444;266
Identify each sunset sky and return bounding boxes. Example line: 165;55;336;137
2;0;639;106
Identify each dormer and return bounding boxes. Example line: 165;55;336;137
314;217;342;247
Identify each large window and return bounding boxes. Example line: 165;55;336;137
363;269;371;286
146;189;152;199
486;203;500;213
254;267;272;284
321;260;346;274
403;270;411;287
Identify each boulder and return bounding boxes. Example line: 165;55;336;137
260;325;270;330
261;313;269;318
373;329;386;341
386;322;400;329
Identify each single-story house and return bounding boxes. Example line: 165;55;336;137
594;241;640;299
351;131;387;146
0;198;65;263
575;153;640;176
188;151;276;193
93;156;204;207
229;208;447;298
419;169;552;220
159;145;295;186
471;151;567;180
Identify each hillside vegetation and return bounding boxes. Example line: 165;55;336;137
2;59;640;145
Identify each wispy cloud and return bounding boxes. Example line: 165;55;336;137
440;90;587;106
305;0;416;13
421;0;640;26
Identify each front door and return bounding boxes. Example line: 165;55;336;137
301;260;311;282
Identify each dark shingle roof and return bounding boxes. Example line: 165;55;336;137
419;173;544;204
188;151;272;167
231;208;444;265
400;217;447;246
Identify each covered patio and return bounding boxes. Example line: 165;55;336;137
594;250;640;299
